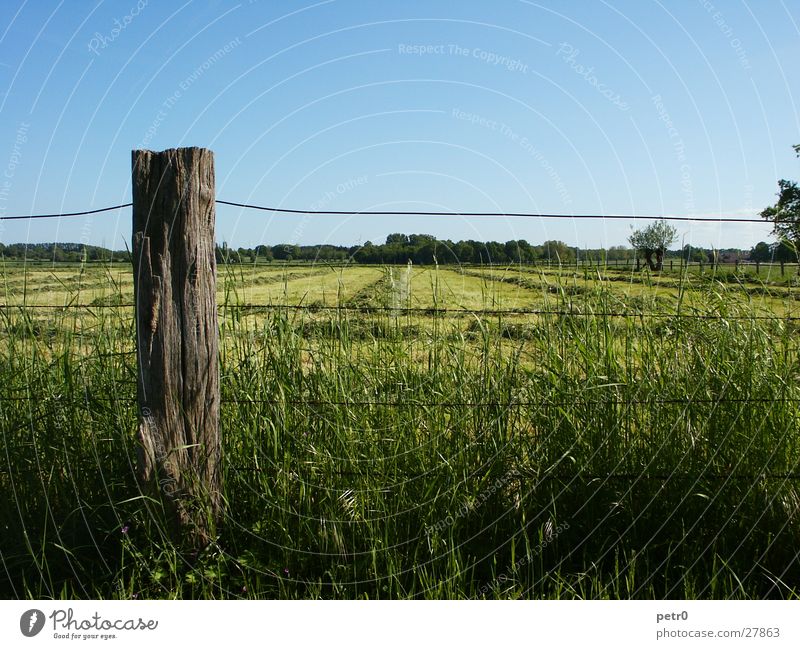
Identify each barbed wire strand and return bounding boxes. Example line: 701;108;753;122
214;200;769;223
0;199;773;223
1;302;798;320
0;203;132;221
1;394;798;406
225;467;800;480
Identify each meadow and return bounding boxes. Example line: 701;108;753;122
1;258;799;598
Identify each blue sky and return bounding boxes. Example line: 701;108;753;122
0;0;798;250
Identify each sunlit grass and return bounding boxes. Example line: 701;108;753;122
1;261;799;599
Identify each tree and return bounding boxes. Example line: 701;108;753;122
483;241;507;264
682;244;705;263
760;146;800;261
385;233;409;245
606;245;632;261
254;244;273;261
409;234;435;247
628;220;677;271
772;240;797;263
271;244;300;261
504;239;533;263
455;241;474;264
540;240;575;264
750;241;771;263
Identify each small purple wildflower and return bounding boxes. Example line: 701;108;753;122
121;525;130;535
283;567;290;576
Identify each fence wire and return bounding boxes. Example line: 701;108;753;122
1;301;798;321
0;199;774;222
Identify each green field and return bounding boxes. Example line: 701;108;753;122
1;260;799;598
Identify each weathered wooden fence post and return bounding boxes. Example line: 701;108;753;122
132;147;221;549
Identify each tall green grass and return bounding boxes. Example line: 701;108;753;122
1;263;799;598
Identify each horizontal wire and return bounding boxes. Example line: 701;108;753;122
0;457;793;481
0;203;132;221
1;395;797;406
227;467;800;481
0;303;136;309
0;261;792;270
216;200;768;223
219;396;800;406
1;302;797;320
222;303;800;321
0;199;773;223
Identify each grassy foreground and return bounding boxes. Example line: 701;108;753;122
1;261;799;598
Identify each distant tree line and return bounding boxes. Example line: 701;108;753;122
216;235;782;266
216;237;629;265
0;242;131;262
215;236;618;265
678;242;795;264
0;237;794;265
